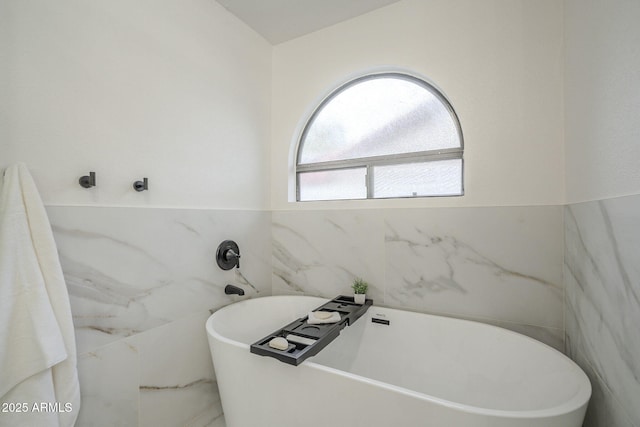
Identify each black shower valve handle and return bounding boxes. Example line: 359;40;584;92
216;240;241;270
225;248;241;268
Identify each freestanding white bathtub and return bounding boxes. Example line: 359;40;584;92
206;296;590;427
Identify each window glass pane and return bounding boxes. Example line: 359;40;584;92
373;159;462;198
299;76;460;164
298;168;367;201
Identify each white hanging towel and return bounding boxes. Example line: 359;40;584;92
0;163;80;427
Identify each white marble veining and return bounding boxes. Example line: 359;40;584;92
45;206;264;426
272;207;564;347
72;310;227;427
566;296;635;427
272;210;385;301
47;206;271;354
385;206;563;328
565;195;640;426
46;203;572;426
185;403;226;427
75;339;139;427
138;311;223;427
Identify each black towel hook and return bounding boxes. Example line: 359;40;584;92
133;177;148;192
79;172;96;188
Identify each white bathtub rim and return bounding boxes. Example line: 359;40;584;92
206;296;591;420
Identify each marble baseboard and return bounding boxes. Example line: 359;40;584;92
564;196;640;426
47;206;271;354
273;207;563;340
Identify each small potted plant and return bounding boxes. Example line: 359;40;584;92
351;278;368;304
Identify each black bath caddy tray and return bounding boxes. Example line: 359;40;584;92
250;295;372;366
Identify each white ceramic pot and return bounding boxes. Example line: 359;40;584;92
354;293;366;304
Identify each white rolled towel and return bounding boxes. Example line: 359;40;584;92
307;311;341;325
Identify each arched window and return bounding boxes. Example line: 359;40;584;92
295;72;463;201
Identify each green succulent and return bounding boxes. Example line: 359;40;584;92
351;278;369;294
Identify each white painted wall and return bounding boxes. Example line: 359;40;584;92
564;0;640;204
0;0;272;210
271;0;564;210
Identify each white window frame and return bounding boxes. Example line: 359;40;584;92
295;72;464;201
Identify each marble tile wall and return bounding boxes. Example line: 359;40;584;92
47;206;272;426
565;195;640;427
49;201;640;426
272;206;565;350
